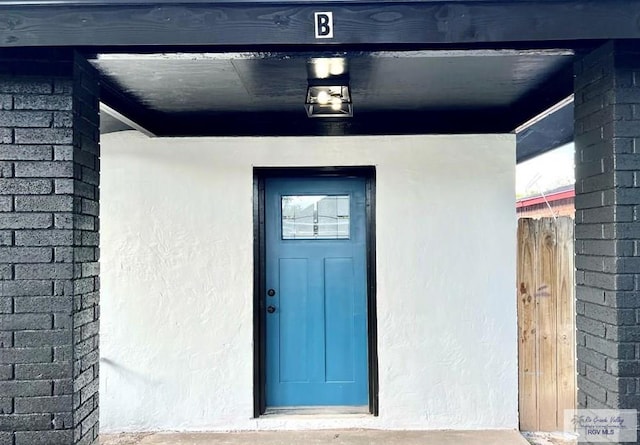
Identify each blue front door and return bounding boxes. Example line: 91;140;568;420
265;176;368;407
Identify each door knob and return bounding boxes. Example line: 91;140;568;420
267;306;276;314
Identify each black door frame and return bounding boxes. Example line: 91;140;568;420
253;166;378;417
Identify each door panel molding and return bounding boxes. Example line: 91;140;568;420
253;166;378;417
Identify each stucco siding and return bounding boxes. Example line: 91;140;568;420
99;131;517;432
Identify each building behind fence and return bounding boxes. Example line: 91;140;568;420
517;185;575;219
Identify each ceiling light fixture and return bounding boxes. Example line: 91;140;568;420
306;57;352;118
305;80;352;118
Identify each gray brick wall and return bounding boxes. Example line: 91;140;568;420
574;41;640;444
0;52;99;445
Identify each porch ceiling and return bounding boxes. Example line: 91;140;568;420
94;49;573;137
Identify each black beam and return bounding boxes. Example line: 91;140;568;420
0;0;559;4
0;48;74;75
140;108;511;137
516;101;574;163
0;1;639;48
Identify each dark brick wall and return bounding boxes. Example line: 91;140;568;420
574;41;640;443
0;52;99;445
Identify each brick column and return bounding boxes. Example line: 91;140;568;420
0;51;100;445
574;41;640;442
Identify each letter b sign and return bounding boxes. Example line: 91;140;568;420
314;12;333;39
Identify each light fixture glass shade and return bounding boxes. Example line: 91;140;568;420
305;85;353;118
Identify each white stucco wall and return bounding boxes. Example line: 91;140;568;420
100;131;517;432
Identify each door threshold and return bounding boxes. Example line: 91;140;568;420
263;406;370;416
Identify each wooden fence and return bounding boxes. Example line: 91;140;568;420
517;217;576;432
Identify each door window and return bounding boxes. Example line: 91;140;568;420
281;195;350;240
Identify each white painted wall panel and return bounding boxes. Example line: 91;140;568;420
100;131;517;432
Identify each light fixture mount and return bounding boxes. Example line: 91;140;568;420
305;57;352;118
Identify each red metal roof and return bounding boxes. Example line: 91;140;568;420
516;186;575;209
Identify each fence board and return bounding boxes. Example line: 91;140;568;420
537;218;558;431
517;217;576;432
518;219;538;431
555;218;576;429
